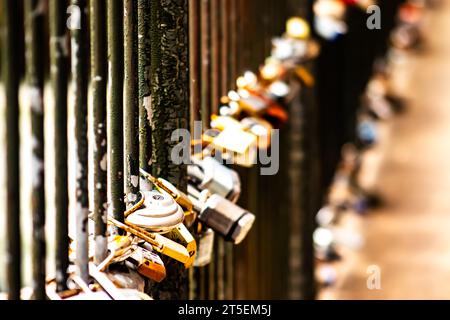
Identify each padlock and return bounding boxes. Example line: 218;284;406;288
314;0;346;19
271;37;309;61
314;15;348;41
89;263;151;300
316;206;338;227
106;267;146;292
238;91;270;115
166;223;197;268
108;217;191;265
193;228;215;267
313;227;341;262
139;169;196;227
286;17;311;40
236;71;259;91
209;126;258;168
357;118;378;148
125;190;185;233
240;117;273;149
97;234;139;271
188;156;241;203
127;246;166;283
188;186;255;244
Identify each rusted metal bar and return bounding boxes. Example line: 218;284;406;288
188;0;201;300
219;0;234;300
25;0;47;300
200;0;211;126
188;0;200;132
124;0;140;207
2;0;21;300
149;0;189;300
71;0;90;283
90;0;108;265
107;0;125;231
210;0;224;301
137;0;152;185
49;0;70;292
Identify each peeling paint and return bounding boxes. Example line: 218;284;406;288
100;153;107;171
131;175;139;188
28;86;44;114
127;193;138;203
31;137;44;189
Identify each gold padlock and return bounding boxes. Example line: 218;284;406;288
286;17;311;40
240;117;273;149
108;217;191;265
167;223;197;268
210;128;258;167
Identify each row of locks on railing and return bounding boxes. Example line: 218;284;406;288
44;15;319;300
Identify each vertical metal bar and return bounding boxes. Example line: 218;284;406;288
107;0;125;230
149;0;189;300
220;0;229;97
200;0;211;125
2;0;21;300
228;0;238;88
210;0;220;115
71;0;90;282
210;0;224;301
220;0;234;300
189;0;200;132
124;0;140;206
90;0;108;265
24;0;46;300
188;0;201;300
49;0;70;292
138;0;152;184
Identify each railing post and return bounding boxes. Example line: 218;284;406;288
2;0;21;300
149;0;189;300
71;0;90;282
124;0;140;206
90;0;108;265
49;0;70;292
107;0;125;231
137;0;152;186
24;0;47;300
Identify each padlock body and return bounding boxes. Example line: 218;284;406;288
199;194;255;244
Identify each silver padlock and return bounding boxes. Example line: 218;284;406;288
193;228;215;267
125;190;185;233
188;156;241;203
188;185;255;245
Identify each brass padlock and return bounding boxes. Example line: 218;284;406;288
286;17;311;40
166;223;197;268
240;117;273;149
210;128;258;167
108;217;191;265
